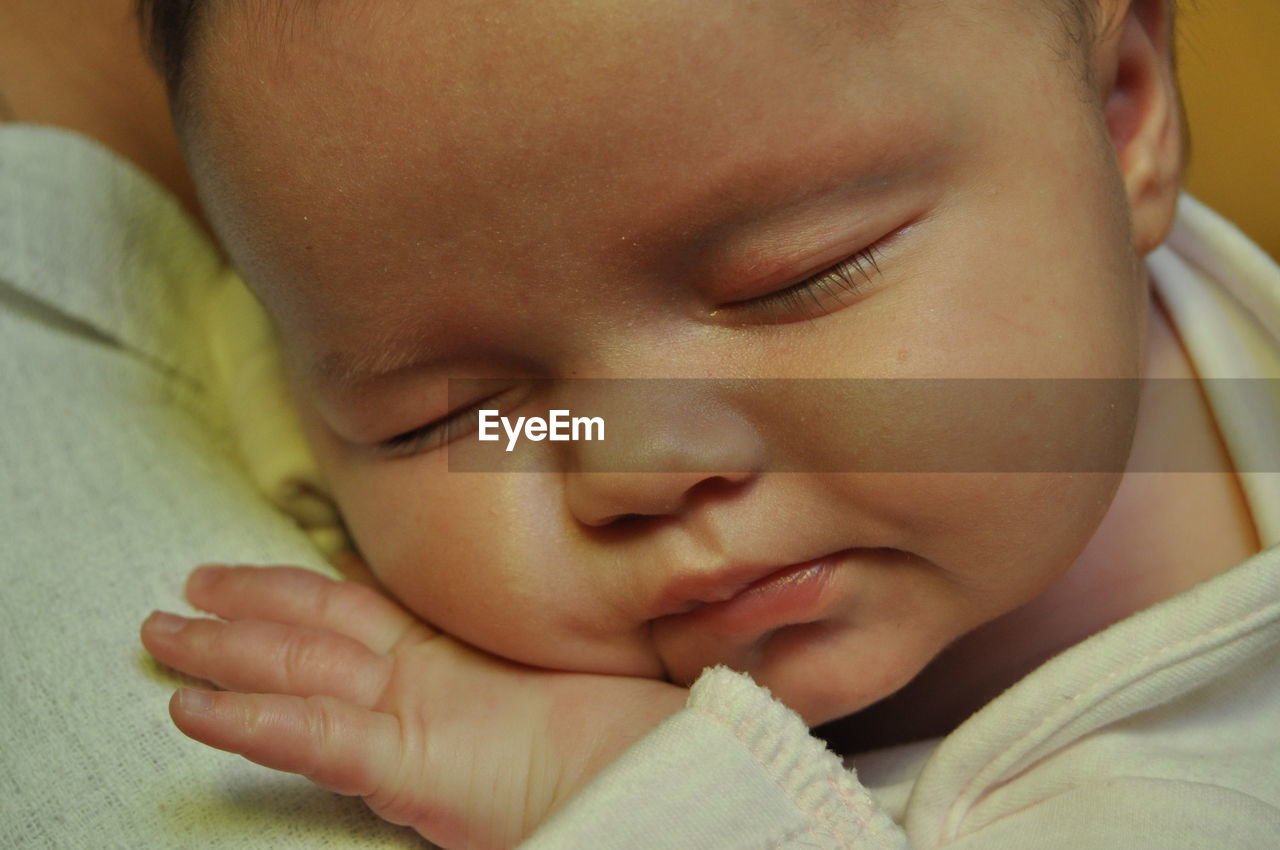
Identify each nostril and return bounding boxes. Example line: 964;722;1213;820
578;510;662;541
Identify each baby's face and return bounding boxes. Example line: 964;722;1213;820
191;0;1153;725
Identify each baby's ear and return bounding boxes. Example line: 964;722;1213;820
1093;0;1183;255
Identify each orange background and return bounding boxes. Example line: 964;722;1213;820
1176;0;1280;260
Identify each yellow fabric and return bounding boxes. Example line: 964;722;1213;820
3;123;415;848
1177;0;1280;261
205;271;350;558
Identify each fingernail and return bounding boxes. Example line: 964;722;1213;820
177;689;214;712
187;565;223;594
147;611;187;634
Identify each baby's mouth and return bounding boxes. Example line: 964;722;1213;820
654;552;843;638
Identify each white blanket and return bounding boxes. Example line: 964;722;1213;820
0;125;424;849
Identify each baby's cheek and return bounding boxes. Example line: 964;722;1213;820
333;471;554;640
854;470;1121;605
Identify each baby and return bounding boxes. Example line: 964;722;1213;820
139;0;1280;847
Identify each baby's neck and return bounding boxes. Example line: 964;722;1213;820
819;285;1261;754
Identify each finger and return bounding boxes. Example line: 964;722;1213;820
142;612;391;706
185;565;436;653
169;689;406;803
326;550;381;589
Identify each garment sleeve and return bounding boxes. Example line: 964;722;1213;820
520;665;909;849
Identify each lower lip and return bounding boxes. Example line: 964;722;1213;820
671;556;838;636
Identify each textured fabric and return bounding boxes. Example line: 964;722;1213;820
1148;198;1280;544
522;195;1280;848
525;667;910;849
0;125;425;849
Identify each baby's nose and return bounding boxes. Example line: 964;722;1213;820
561;380;766;527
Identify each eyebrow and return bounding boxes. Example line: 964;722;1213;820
307;331;441;390
645;133;936;290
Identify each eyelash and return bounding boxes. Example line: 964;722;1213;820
378;246;886;455
726;245;884;322
378;397;495;456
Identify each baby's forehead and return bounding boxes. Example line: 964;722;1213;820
190;0;1077;163
177;0;1089;161
210;0;891;54
201;0;887;100
200;9;918;250
190;0;989;203
186;0;1081;360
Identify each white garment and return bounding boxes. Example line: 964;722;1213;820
522;196;1280;848
0;125;425;849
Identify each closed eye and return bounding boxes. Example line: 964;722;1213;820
722;244;884;323
378;404;484;456
377;388;514;456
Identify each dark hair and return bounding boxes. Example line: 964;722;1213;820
136;0;205;99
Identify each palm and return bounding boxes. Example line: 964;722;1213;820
141;565;687;850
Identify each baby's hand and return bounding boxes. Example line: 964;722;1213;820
141;565;688;850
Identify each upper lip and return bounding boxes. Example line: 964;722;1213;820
650;553;837;619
